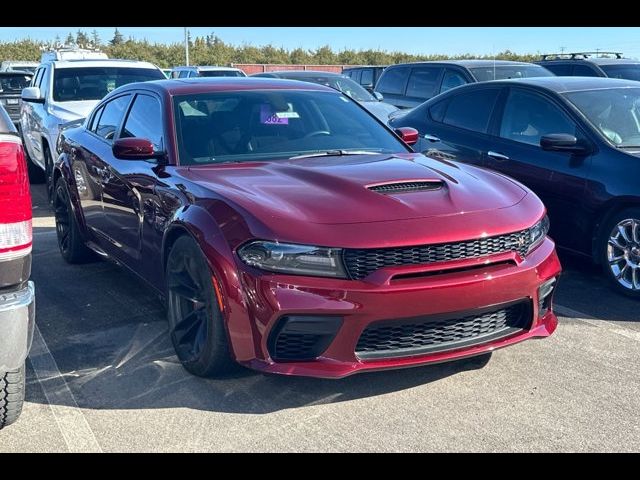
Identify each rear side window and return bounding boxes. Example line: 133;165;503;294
89;105;105;133
573;64;600;76
442;89;500;133
361;69;374;86
406;67;442;100
95;95;131;141
440;70;468;93
376;67;409;95
121;94;164;151
429;100;448;123
543;63;573;76
178;70;189;78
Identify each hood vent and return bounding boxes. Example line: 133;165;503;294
367;180;444;194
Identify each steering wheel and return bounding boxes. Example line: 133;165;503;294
303;130;331;139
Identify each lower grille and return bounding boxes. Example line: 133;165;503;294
356;300;531;360
269;315;343;362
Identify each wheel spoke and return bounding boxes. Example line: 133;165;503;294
633;220;640;244
616;264;629;280
608;237;626;251
608;254;625;264
617;224;631;244
173;308;206;350
632;267;640;291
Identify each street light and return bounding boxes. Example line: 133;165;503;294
184;27;189;66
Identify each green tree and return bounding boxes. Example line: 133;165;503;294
76;30;90;48
65;33;75;46
91;30;101;48
110;28;124;46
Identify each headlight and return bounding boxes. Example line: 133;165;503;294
528;215;550;253
238;241;347;278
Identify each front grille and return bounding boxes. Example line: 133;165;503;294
343;230;532;280
356;300;531;359
368;181;443;194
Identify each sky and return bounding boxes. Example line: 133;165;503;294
2;27;640;59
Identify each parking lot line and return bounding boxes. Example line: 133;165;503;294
555;304;640;343
29;325;102;453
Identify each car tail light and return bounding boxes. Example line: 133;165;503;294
0;134;32;260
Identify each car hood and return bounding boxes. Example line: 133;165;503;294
360;101;399;123
50;100;98;122
181;153;528;226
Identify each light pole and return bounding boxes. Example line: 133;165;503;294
184;27;190;66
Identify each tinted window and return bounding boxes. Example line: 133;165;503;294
429;100;448;122
406;67;442;100
31;68;43;88
440;70;468;93
121;94;163;150
95;95;131;141
173;90;408;165
178;70;189;78
0;73;32;91
38;67;49;97
599;64;640;81
442;89;500;133
52;67;164;102
542;63;573;76
573;65;599;76
89;106;104;133
361;69;374;86
200;70;244;77
500;89;575;146
469;64;553;81
376;67;409;95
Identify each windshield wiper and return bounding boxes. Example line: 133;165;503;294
289;150;381;160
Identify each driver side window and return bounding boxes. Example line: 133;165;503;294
499;89;576;146
95;95;131;142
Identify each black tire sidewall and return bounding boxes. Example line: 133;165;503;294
599;207;640;298
166;236;234;377
0;365;25;429
55;178;93;264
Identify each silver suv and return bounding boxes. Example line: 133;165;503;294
171;66;247;78
20;58;165;200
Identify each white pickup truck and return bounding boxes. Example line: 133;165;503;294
20;56;165;200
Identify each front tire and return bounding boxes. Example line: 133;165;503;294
166;235;236;377
0;366;25;430
54;178;95;264
600;208;640;298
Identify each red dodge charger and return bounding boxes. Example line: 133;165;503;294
53;78;561;378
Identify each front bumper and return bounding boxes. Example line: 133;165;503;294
226;237;561;378
0;282;35;371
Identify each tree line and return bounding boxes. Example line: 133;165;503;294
0;29;542;68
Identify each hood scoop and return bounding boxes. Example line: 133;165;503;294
367;180;445;195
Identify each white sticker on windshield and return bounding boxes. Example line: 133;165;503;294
275;111;300;119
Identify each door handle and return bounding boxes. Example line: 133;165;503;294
424;134;441;142
487;151;510;162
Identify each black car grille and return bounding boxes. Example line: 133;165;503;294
343;230;532;280
368;181;444;194
356;300;531;359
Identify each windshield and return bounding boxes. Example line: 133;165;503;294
288;75;376;102
564;87;640;147
200;70;245;77
469;65;554;81
52;67;165;102
174;90;406;165
0;74;32;92
600;64;640;81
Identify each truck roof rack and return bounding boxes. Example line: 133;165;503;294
540;52;624;61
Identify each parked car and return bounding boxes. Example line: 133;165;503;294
171;66;247;78
251;70;399;123
161;68;172;79
536;52;640;81
343;65;386;93
20;58;165;201
0;105;35;429
390;76;640;297
53;77;560;378
0;61;38;74
376;60;554;109
0;71;32;128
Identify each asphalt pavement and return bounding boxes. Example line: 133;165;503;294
1;183;638;452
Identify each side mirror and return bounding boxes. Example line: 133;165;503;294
21;86;44;104
540;133;591;154
113;138;161;160
394;127;419;146
374;91;384;102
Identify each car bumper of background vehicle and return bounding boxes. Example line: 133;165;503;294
0;281;35;371
229;238;561;378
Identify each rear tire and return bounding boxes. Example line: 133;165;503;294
599;208;640;298
166;235;236;377
44;145;54;205
0;366;26;430
54;178;95;264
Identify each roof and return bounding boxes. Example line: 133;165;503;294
585;58;640;66
118;77;336;96
342;65;387;69
174;66;243;71
474;76;640;93
0;71;33;76
388;60;539;68
257;70;346;78
48;59;160;69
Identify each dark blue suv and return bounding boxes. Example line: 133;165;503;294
391;77;640;297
